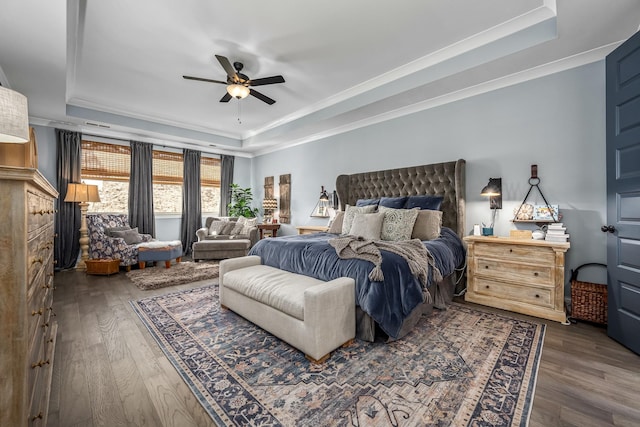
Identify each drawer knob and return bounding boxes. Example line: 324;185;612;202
31;308;43;316
535;294;540;298
534;272;539;276
41;322;49;329
31;412;43;421
485;265;489;269
32;257;43;264
509;249;513;253
485;285;490;289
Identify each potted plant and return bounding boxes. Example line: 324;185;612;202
227;184;259;218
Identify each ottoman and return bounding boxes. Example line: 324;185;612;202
137;240;183;269
192;239;251;261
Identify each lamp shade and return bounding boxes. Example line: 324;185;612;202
480;178;502;196
227;84;250;99
0;86;29;143
64;183;101;203
262;198;278;210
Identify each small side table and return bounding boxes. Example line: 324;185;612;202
296;225;329;235
258;223;281;239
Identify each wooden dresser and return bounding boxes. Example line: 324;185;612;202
0;166;58;427
464;236;570;323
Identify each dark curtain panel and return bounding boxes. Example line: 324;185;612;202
220;155;234;216
128;140;155;236
54;129;82;270
180;149;201;255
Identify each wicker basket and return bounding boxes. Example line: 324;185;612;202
570;263;607;324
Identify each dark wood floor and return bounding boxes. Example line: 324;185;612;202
47;268;640;427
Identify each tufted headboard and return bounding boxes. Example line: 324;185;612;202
335;159;466;237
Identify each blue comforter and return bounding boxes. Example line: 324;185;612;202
248;227;465;339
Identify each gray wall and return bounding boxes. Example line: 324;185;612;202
32;128;254;241
252;61;607;280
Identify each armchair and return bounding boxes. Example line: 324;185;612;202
87;214;154;270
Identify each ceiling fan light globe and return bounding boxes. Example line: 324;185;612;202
227;84;250;99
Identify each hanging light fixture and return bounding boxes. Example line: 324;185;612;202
227;84;250;99
0;86;29;143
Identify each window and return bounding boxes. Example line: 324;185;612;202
81;140;221;215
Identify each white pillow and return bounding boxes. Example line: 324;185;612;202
241;217;257;234
378;206;419;241
342;204;377;235
349;212;384;240
328;211;345;234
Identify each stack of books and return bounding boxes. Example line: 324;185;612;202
545;223;569;242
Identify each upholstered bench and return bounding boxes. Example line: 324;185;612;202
192;239;251;261
137;240;183;269
219;255;356;363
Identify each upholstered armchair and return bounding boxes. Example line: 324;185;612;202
87;214;154;270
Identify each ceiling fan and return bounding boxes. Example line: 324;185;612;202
183;55;285;105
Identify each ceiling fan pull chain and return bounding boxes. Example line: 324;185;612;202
237;99;242;125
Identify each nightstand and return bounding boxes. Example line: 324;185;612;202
296;225;329;235
257;223;280;239
464;236;570;323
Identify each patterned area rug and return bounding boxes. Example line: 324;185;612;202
125;261;219;290
131;285;545;426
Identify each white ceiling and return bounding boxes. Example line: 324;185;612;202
1;0;639;157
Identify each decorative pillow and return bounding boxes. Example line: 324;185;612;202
405;195;444;211
237;216;258;235
349;212;384;240
342;204;377;235
229;221;245;236
208;220;229;236
105;226;131;237
411;209;443;240
110;227;143;245
378;206;419;241
355;198;380;207
328;211;345;234
379;196;408;209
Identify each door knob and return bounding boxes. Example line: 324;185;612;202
601;225;616;233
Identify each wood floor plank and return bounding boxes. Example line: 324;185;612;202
48;270;640;427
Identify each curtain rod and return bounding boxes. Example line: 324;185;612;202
81;132;222;155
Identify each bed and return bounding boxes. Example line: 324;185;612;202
249;159;466;341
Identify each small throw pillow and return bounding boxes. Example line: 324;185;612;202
105;226;131;237
378;206;419;241
349;212;384;240
229;221;245;236
342;204;377;235
411;209;443;240
328;211;345;234
208;220;228;236
405;195;444;210
111;227;143;245
238;217;257;234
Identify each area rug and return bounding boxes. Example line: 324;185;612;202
131;285;545;426
126;261;219;290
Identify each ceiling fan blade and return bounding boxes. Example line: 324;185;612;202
220;92;232;103
248;75;285;86
249;88;276;105
183;75;227;84
215;54;239;82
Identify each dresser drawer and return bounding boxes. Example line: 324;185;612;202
474;258;554;287
472;277;554;308
474;241;555;265
27;190;55;235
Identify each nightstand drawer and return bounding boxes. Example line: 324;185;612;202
473;278;553;308
474;258;553;286
475;242;555;264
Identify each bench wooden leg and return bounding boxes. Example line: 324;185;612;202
306;353;331;364
165;260;171;268
176;256;182;264
139;261;146;269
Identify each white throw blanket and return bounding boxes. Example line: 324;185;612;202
328;237;442;292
